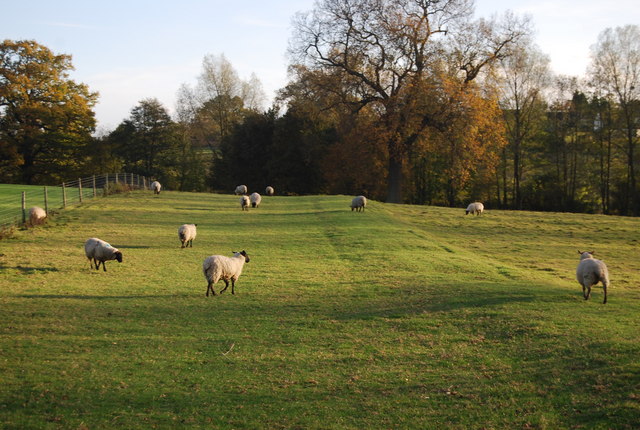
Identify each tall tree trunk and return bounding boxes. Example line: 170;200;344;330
386;155;403;204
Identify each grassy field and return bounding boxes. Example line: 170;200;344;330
1;190;639;429
0;184;86;227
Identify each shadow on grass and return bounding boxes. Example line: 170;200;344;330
330;284;538;321
16;294;189;300
0;264;59;274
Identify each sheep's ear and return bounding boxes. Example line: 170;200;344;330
590;250;595;255
577;250;582;254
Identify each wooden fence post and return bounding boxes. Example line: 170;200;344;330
92;175;97;198
21;191;26;224
44;186;49;215
62;183;67;208
115;172;118;184
78;178;83;203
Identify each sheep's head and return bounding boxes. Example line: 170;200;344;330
234;250;250;263
115;251;123;263
578;250;595;260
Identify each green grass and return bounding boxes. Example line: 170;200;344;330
1;191;639;429
0;184;90;227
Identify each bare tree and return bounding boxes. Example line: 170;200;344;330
590;25;640;214
495;41;551;208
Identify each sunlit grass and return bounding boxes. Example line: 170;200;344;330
1;191;639;428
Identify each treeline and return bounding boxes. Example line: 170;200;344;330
1;1;639;215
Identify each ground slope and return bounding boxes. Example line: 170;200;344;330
0;191;638;429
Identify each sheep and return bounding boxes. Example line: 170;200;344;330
178;223;197;248
350;195;367;212
465;202;484;215
235;185;248;195
150;181;162;194
28;206;46;225
250;192;262;208
203;250;250;296
265;186;274;196
240;195;250;211
576;251;610;304
84;238;123;272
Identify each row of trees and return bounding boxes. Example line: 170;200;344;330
1;0;639;215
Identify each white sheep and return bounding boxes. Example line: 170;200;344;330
465;202;484;215
235;185;248;195
250;192;262;208
84;238;123;272
178;223;197;248
28;206;46;225
151;181;162;194
265;186;274;196
576;251;610;304
203;250;250;296
350;195;367;212
240;195;250;211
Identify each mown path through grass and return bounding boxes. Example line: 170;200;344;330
1;191;639;428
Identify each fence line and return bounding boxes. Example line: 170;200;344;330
0;173;150;228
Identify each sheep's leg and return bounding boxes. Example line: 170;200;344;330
93;259;100;271
603;283;608;304
102;261;107;272
231;279;235;295
581;284;587;299
220;280;229;294
181;241;185;248
206;281;215;296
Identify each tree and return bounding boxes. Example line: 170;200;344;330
495;42;550;208
179;54;266;151
289;0;529;203
0;39;97;184
110;98;178;181
589;25;640;214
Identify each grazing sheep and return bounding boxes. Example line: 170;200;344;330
576;251;610;304
178;223;197;248
84;238;123;272
235;185;248;195
151;181;162;194
265;186;274;196
28;206;46;225
250;192;262;208
203;250;250;296
465;202;484;215
240;195;250;211
350;195;367;212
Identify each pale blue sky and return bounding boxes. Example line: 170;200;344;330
3;0;639;130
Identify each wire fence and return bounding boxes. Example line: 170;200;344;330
0;173;151;228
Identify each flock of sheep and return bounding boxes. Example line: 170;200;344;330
25;184;610;303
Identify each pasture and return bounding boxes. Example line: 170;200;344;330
0;190;639;428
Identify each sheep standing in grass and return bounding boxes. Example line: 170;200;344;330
178;224;197;248
84;238;123;272
151;181;162;195
203;251;250;296
465;202;484;215
240;195;250;211
351;195;367;212
235;185;248;195
28;206;46;225
265;186;274;196
250;192;262;208
576;251;610;304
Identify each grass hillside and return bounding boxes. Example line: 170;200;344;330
1;191;639;429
